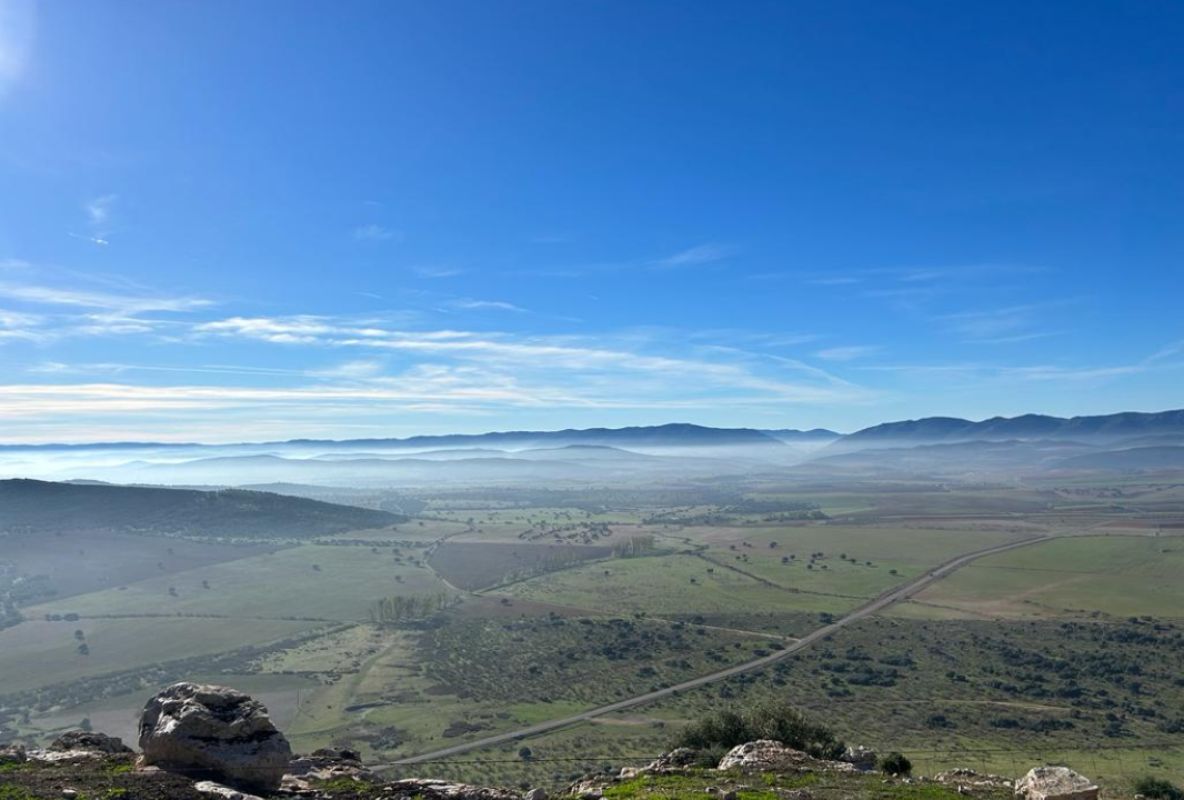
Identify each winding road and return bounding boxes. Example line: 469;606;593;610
377;533;1052;769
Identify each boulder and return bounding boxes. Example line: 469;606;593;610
50;731;133;755
193;780;265;800
138;682;292;792
525;789;548;800
1015;767;1098;800
717;740;854;773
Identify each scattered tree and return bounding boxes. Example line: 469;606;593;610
880;752;912;777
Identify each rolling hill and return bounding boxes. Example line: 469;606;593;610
0;479;402;538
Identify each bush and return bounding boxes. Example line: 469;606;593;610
1134;777;1183;800
672;701;845;760
880;752;912;777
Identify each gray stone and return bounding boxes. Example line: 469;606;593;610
0;744;26;764
1014;767;1098;800
138;682;292;792
193;781;265;800
525;788;548;800
50;731;132;755
717;740;854;773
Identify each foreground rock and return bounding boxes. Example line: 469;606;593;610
618;748;699;779
283;747;377;793
717;740;854;773
51;730;133;755
1014;767;1099;800
935;769;1014;791
384;778;523;800
138;682;293;792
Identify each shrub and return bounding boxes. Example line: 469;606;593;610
880;752;912;777
1134;777;1183;800
672;701;844;760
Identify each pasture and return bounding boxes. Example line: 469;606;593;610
901;534;1184;619
27;542;452;622
0;616;318;694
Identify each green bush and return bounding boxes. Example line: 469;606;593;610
672;701;845;761
1134;777;1183;800
879;752;912;777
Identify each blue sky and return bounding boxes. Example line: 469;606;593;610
0;0;1180;442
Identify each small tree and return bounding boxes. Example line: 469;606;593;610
1134;778;1183;800
880;752;912;777
517;746;533;761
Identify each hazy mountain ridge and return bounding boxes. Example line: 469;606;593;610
838;409;1184;448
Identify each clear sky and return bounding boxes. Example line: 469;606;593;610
0;0;1180;442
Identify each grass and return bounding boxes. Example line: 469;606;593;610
904;535;1184;619
0;616;317;694
26;542;452;622
428;541;612;590
503;552;853;624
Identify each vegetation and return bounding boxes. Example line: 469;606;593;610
0;479;402;539
1135;777;1184;800
880;752;913;777
673;701;844;762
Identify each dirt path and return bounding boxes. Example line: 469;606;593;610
375;533;1053;769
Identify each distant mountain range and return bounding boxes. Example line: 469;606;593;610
0;422;792;452
838;409;1184;448
1;410;1182;485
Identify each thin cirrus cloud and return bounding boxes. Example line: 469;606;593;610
352;224;401;242
814;345;882;362
450;298;527;313
652;243;736;268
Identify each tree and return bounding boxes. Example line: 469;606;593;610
673;701;843;761
879;752;912;777
517;746;533;761
74;629;85;641
77;643;89;656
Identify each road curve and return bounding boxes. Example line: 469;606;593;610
377;534;1050;769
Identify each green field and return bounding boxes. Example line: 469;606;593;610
27;542;451;622
0;616;318;693
900;534;1184;619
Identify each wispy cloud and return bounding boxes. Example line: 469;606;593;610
85;195;116;227
352;224;400;242
451;298;527;313
412;265;465;278
654;243;736;269
814;345;882;361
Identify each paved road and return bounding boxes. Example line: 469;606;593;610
377;534;1051;769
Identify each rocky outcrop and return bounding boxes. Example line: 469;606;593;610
138;682;293;792
1014;767;1098;800
383;778;523;800
618;748;699;779
0;743;25;764
51;731;133;755
841;745;877;771
935;768;1014;791
717;740;854;773
283;747;377;793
